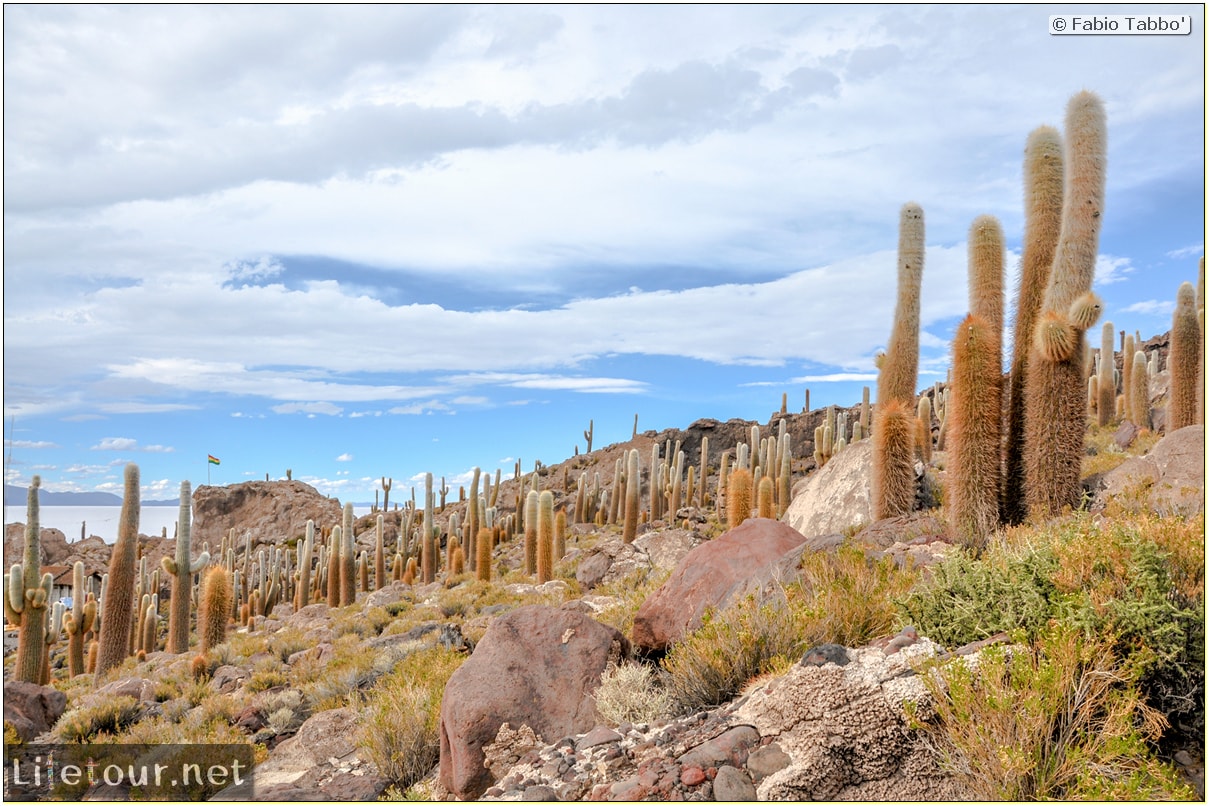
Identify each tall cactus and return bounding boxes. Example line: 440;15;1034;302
873;203;925;519
622;449;640;544
476;527;493;583
1129;351;1150;430
1024;91;1106;517
8;477;54;683
536;490;554;583
873;401;916;519
340;504;356;606
374;514;385;591
727;467;753;530
96;464;140;678
63;563;96;677
948;315;1002;551
756;475;775;519
162;481;209;654
466;468;480;576
1004;126;1064;524
1169;281;1199;431
198;566;231;654
1097;322;1116;427
421;473;436;584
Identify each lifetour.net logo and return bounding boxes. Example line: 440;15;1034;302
4;743;254;801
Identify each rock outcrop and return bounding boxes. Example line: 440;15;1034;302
192;480;342;550
4;680;68;741
631;518;807;653
438;605;630;800
574;529;703;591
1091;425;1205;516
783;438;874;538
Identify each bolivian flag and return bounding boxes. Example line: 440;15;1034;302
208;455;221;465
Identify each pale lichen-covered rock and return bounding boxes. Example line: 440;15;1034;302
733;638;970;801
784;439;873;538
575;529;703;590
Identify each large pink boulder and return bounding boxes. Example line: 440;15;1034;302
4;680;67;741
631;518;808;653
438;605;629;800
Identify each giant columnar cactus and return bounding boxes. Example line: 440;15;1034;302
698;436;710;508
916;396;933;465
162;481;209;654
962;214;1005;524
340;504;356;606
466;467;480;576
583;420;594;453
476;527;493;583
63;562;96;677
524;490;540;573
422;473;436;584
756;475;775;519
874;204;925;519
326;528;342;606
1121;334;1135;422
948;315;1002;552
554;508;567;561
877;203;926;409
1096;322;1116;427
96;464;141;678
536;491;554;583
727;467;753;530
872;401;916;519
198;566;231;654
777;434;792;517
1129;351;1150;429
669;451;684;517
1169;281;1200;430
1004;126;1064;524
7;477;54;683
374;514;385;591
381;476;392;512
622;449;640;544
1024;92;1106;517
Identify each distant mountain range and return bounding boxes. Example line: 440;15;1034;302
4;484;180;508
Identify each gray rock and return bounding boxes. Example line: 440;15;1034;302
745;742;791;783
712;765;756;801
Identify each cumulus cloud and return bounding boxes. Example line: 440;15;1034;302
1094;255;1135;286
1121;299;1176;316
336;453;354;462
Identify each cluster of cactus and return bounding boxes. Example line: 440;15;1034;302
1022;91;1108;518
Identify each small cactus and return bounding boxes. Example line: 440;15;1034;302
727;467;753;530
475;528;493;583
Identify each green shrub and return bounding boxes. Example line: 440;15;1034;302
661;590;802;713
918;624;1196;800
54;696;142;742
357;646;466;789
796;543;917;648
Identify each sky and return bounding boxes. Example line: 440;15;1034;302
3;4;1204;507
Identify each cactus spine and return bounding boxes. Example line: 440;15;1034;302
96;464;140;678
1097;322;1116;426
162;481;209;654
874;203;925;519
198;566;231;654
1004;126;1064;524
622;450;640;544
1024;92;1106;518
1169;281;1199;431
9;477;54;683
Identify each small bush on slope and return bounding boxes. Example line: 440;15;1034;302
915;624;1196;800
357;646;466;790
593;661;674;726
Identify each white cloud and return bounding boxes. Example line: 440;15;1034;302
1121;299;1176;317
272;402;344;416
336;453;354;462
8;440;59;449
1166;244;1204;260
91;437;137;451
1094;255;1135;286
